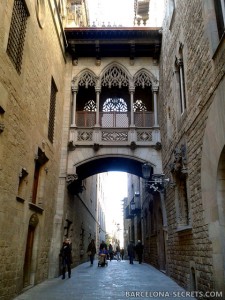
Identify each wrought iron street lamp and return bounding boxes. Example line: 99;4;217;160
142;163;170;193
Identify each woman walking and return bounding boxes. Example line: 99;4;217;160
87;239;96;266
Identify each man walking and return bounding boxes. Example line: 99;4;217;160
135;240;144;264
127;241;135;264
60;238;72;279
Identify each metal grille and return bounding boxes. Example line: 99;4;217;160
48;79;57;143
100;112;130;127
76;112;96;127
134;112;154;127
7;0;29;74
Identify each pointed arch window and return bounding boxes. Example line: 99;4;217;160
133;100;147;112
84;100;96;112
103;98;128;112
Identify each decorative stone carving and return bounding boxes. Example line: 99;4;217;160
137;130;152;141
78;71;97;88
134;71;152;88
101;65;129;88
154;142;162;151
29;213;39;228
77;131;93;141
101;131;128;141
130;141;137;150
169;144;187;176
66;174;78;185
68;141;76;151
93;143;100;151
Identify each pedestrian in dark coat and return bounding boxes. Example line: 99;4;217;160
108;244;113;261
135;240;144;264
127;241;135;264
87;239;97;266
120;248;124;260
60;238;72;279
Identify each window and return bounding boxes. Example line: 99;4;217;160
31;148;48;205
102;98;127;112
17;167;28;201
175;44;186;115
203;0;225;54
176;177;189;227
48;78;57;143
167;0;176;29
7;0;29;74
214;0;225;39
84;100;96;111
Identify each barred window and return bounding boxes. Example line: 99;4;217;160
48;78;57;143
7;0;29;74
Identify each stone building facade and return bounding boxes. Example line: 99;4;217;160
0;0;67;298
158;0;225;295
0;0;224;299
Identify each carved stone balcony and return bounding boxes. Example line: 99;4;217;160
70;110;160;147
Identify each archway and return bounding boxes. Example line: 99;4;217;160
23;214;39;288
201;77;225;293
67;156;154;195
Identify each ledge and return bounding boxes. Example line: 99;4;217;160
16;196;25;203
176;225;192;233
29;202;44;214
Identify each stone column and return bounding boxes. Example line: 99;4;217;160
129;86;135;127
71;86;78;126
152;85;159;127
95;87;101;127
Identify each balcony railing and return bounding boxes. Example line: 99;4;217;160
76;111;154;128
76;111;96;127
71;111;159;145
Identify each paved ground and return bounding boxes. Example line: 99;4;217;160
14;259;197;300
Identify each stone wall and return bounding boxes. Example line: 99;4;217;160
159;0;225;293
0;1;66;298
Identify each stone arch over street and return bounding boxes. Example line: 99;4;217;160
67;154;156;195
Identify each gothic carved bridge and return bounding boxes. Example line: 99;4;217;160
64;27;163;193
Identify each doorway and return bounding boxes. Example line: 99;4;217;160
23;214;39;288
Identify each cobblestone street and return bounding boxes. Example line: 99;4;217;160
14;260;196;300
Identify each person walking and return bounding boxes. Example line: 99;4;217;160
87;239;96;266
60;238;72;279
135;240;144;264
108;243;113;261
116;244;121;261
127;241;135;264
120;248;124;260
99;240;107;250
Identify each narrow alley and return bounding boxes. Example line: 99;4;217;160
14;260;198;300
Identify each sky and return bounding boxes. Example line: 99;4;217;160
103;172;127;231
87;0;165;27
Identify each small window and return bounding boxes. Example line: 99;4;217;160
48;78;58;143
168;0;176;29
203;0;225;54
7;0;29;74
175;44;187;115
214;0;225;39
31;148;48;205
